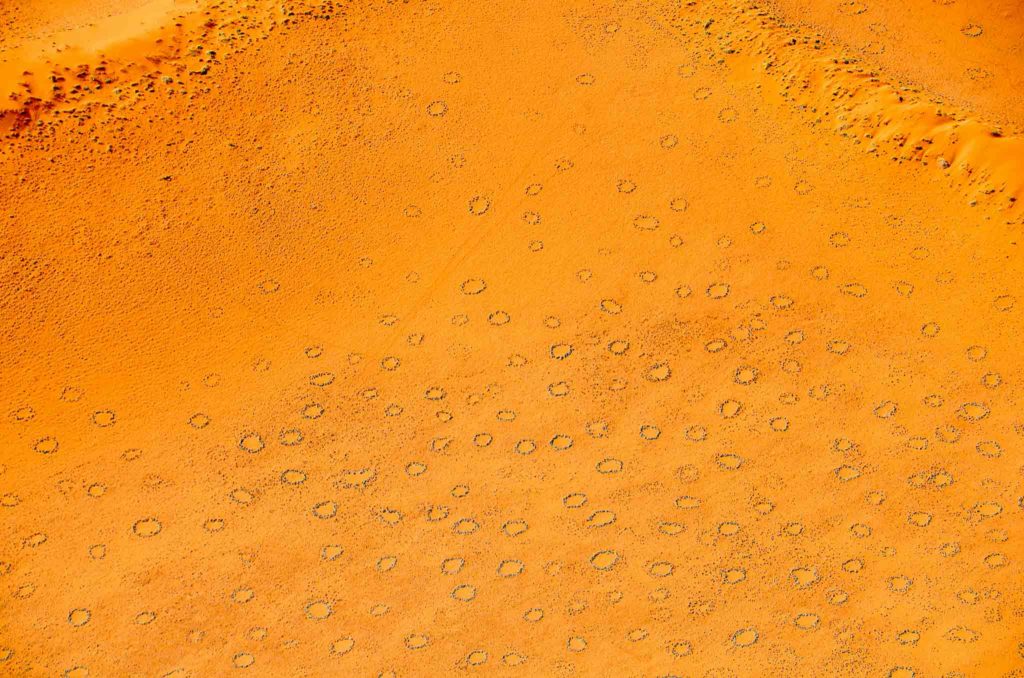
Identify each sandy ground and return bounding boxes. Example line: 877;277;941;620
1;0;1023;676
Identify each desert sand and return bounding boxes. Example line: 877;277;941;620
1;0;1022;676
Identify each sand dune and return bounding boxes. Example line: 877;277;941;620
769;0;1024;130
2;0;1022;676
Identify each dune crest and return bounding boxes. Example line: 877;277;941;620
766;0;1024;132
0;1;329;137
657;0;1023;215
5;0;1021;216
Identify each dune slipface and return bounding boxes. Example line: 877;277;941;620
1;0;1023;676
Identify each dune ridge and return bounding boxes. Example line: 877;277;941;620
6;0;1020;217
656;0;1023;217
0;1;342;138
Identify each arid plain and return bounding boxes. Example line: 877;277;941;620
2;0;1023;676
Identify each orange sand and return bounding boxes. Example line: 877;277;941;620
1;0;1023;676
